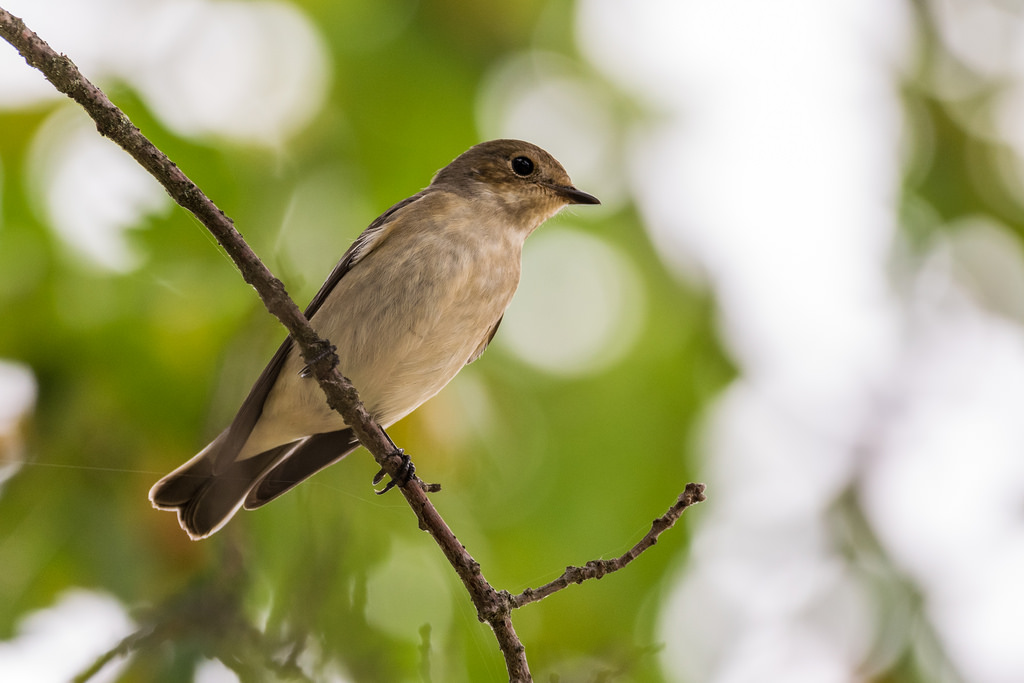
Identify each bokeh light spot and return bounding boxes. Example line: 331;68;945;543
499;227;645;376
28;109;171;272
127;0;330;145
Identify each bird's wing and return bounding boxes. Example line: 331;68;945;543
213;191;429;471
302;192;426;318
467;315;503;365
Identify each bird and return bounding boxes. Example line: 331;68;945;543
149;139;600;539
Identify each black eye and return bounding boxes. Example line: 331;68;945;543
511;156;534;177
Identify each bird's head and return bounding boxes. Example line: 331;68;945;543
431;139;599;231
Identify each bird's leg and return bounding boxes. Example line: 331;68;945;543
373;451;414;495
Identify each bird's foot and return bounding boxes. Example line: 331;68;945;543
372;450;440;494
373;449;414;495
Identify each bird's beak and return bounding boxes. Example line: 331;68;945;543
550;184;601;205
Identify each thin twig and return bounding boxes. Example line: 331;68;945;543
511;483;706;608
418;624;434;683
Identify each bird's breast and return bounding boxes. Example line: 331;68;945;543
304;222;521;425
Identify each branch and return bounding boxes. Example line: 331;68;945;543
511;483;706;608
0;9;705;682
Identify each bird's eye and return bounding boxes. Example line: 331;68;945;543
511;156;534;177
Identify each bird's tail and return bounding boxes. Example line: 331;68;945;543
242;428;360;509
149;432;290;540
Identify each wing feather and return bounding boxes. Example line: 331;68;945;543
215;191;429;470
467;315;503;365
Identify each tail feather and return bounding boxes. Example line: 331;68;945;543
149;454;214;509
244;429;360;510
150;433;293;540
151;332;301;539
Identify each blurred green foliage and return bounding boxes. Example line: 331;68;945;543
0;1;728;681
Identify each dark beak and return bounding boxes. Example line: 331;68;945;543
551;184;601;205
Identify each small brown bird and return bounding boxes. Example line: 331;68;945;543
149;139;599;539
